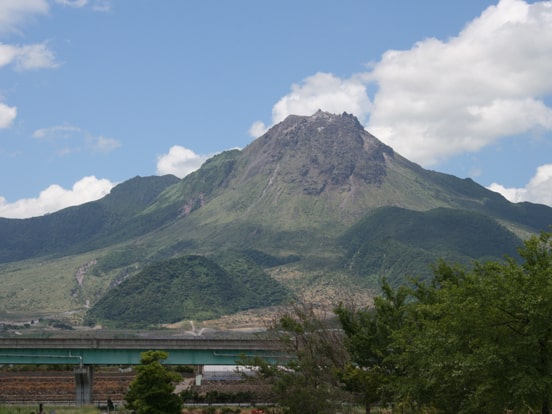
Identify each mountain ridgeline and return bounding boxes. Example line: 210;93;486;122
1;111;551;327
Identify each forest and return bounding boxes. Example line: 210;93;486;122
244;232;552;414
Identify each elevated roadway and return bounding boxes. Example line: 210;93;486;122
0;337;284;404
0;337;283;366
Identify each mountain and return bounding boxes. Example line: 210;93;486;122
0;175;180;263
1;111;551;328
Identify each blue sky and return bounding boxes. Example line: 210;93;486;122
0;0;551;218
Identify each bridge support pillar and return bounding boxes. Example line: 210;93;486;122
74;365;94;405
195;364;204;386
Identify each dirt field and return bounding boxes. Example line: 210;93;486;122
0;368;133;405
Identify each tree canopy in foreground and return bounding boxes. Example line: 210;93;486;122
124;350;182;414
338;232;552;414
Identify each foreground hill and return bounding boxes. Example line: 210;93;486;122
87;254;292;327
0;111;551;327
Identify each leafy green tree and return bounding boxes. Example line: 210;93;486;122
242;303;350;414
337;232;552;413
392;262;497;413
336;281;408;414
394;232;552;413
125;350;182;414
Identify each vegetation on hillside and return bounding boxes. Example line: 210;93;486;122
86;254;292;326
340;206;522;285
0;175;179;263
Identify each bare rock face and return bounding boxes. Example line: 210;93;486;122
241;111;394;195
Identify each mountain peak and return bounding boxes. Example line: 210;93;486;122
241;111;394;196
311;109;348;120
278;110;364;131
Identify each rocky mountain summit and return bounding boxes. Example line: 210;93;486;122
242;110;393;192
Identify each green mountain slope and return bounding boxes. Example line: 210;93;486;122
0;175;180;263
340;206;523;285
87;254;292;326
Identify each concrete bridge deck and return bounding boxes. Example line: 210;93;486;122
0;336;284;404
0;337;283;366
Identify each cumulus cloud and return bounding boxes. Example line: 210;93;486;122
0;1;59;71
13;43;59;70
249;72;371;138
488;164;552;206
0;102;17;128
367;0;552;165
0;176;115;219
251;0;552;167
0;42;59;70
0;0;49;34
271;72;371;126
156;145;210;178
247;0;552;210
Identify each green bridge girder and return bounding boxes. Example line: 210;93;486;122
0;337;284;366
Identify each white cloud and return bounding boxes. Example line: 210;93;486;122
250;72;371;137
0;42;59;70
0;102;17;128
271;72;371;126
0;1;61;69
0;0;49;34
367;0;552;165
156;145;209;178
488;164;552;206
0;43;17;67
0;176;115;219
32;124;121;154
0;3;57;131
252;0;552;167
54;0;88;7
14;42;59;70
33;124;81;139
91;0;111;12
248;120;268;138
86;135;121;153
53;0;111;11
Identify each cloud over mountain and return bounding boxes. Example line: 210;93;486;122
0;175;115;218
488;164;552;207
250;0;552;206
156;145;210;178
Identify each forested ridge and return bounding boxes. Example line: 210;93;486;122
87;254;292;326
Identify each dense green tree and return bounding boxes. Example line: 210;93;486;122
336;281;408;413
338;232;552;413
124;350;182;414
242;303;350;414
395;232;552;413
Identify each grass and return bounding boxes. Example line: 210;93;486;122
0;245;132;324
